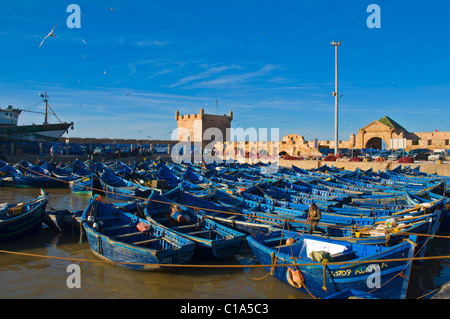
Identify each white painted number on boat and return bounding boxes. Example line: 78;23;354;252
366;264;381;289
66;264;81;289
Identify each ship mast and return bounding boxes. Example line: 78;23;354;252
39;92;60;124
42;92;49;124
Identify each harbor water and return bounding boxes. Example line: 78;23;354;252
0;187;448;299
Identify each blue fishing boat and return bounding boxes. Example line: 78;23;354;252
143;186;278;236
246;230;417;299
0;190;48;242
99;171;151;201
144;188;247;259
81;197;196;271
323;289;378;299
44;209;83;233
12;171;72;188
0;161;22;186
156;163;206;191
69;174;102;196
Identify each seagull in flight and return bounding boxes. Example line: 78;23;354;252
39;23;59;48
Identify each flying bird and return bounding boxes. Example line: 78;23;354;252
39;23;59;48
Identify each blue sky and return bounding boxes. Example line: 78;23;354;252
0;0;449;142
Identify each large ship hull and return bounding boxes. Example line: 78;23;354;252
0;122;73;142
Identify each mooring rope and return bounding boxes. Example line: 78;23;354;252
1;248;448;269
16;163;450;239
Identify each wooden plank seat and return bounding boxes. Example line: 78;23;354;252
102;224;135;232
132;236;163;246
171;224;199;231
188;229;216;236
111;230;149;239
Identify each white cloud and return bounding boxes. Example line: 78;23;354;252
168;64;243;88
135;40;169;47
201;64;277;88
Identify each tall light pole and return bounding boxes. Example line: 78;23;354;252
331;40;341;156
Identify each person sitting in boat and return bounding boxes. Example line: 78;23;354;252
307;202;321;234
167;204;191;226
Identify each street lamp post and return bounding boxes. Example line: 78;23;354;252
331;41;341;156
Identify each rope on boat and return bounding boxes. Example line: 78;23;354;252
2;248;448;269
0;247;448;299
15;164;450;238
251;222;287;281
7;162;450;298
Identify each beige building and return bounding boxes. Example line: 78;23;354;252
275;116;450;157
176;111;449;157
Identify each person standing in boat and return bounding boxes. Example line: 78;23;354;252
307;202;321;234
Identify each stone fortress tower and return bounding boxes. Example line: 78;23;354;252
175;108;233;149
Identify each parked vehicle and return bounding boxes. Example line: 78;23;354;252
428;149;446;161
387;150;405;161
407;148;431;160
344;149;363;158
372;150;389;160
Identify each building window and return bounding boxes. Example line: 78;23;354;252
412;140;419;146
428;140;432;146
446;139;449;146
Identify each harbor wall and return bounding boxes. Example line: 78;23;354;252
3;154;450;177
231;157;450;177
278;159;450;177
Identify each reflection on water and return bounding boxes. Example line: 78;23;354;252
0;187;448;299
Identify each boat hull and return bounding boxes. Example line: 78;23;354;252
246;231;416;299
0;192;48;242
0;122;73;142
81;198;196;271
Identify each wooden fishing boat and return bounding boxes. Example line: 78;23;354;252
143;188;247;259
81;196;196;271
156;163;205;191
182;167;228;189
0;190;48;242
405;191;450;233
12;171;72;188
69;173;102;196
0;161;22;186
246;230;417;299
44;209;83;233
12;164;73;188
99;171;151;201
323;289;377;299
142;185;278;236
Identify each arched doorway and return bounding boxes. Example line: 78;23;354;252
365;137;384;150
